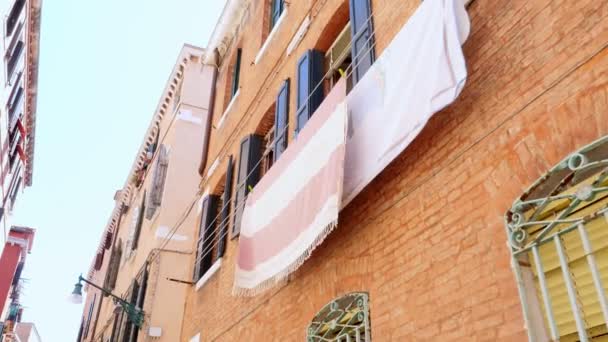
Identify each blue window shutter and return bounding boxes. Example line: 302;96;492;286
349;0;375;84
274;79;290;161
270;0;284;29
217;156;234;257
295;50;324;133
233;134;263;237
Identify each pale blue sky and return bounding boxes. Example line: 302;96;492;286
11;0;224;340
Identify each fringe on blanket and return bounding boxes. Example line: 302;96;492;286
232;219;339;297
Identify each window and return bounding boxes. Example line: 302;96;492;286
93;251;104;271
274;80;290;161
83;294;97;339
230;48;242;99
296;50;325;134
256;79;290;176
260;114;275;176
193;158;233;283
270;0;285;31
128;192;145;252
6;40;24;81
217;156;234;257
349;0;375;84
115;265;148;342
194;195;220;282
5;0;25;37
307;292;371;341
104;241;122;292
145;145;169;220
506;136;608;341
232;135;263;237
324;22;353;93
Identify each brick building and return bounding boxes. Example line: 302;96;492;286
79;0;608;341
181;0;608;341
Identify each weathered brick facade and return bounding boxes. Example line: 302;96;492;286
181;0;608;341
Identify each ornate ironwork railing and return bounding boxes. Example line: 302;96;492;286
307;292;370;342
505;136;608;342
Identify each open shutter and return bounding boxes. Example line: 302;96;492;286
194;195;220;281
231;49;242;97
218;156;234;258
146;145;169;220
104;243;122;291
131;192;146;250
295;50;324;134
349;0;375;84
233;135;263;237
274;80;290;161
94;252;104;270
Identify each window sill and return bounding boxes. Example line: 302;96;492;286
254;8;288;65
195;258;222;291
216;90;240;129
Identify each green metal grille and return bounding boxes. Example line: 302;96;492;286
307;292;370;342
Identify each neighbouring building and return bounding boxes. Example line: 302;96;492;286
0;0;41;242
77;45;215;342
80;0;608;341
13;322;41;342
0;226;36;341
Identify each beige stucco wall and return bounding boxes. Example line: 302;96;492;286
81;45;215;342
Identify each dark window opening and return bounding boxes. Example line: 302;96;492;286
6;40;24;80
230;48;242;99
5;0;25;37
194;194;220;281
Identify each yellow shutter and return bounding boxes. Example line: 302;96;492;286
528;182;608;340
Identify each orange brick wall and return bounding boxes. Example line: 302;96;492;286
183;0;608;340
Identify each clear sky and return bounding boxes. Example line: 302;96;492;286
10;0;224;340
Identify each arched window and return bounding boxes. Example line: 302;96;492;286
307;292;370;342
506;136;608;341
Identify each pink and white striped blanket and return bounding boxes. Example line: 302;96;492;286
234;81;348;295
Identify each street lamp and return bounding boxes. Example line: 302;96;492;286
69;275;144;328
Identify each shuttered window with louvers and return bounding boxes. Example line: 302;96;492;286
218;156;234;258
233;135;263;237
130;192;146;251
274;80;289;162
296;50;324;134
146;145;169;220
349;0;375;84
194;195;220;281
104;242;122;292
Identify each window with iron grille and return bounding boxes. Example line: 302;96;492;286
307;292;371;342
506;136;608;341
